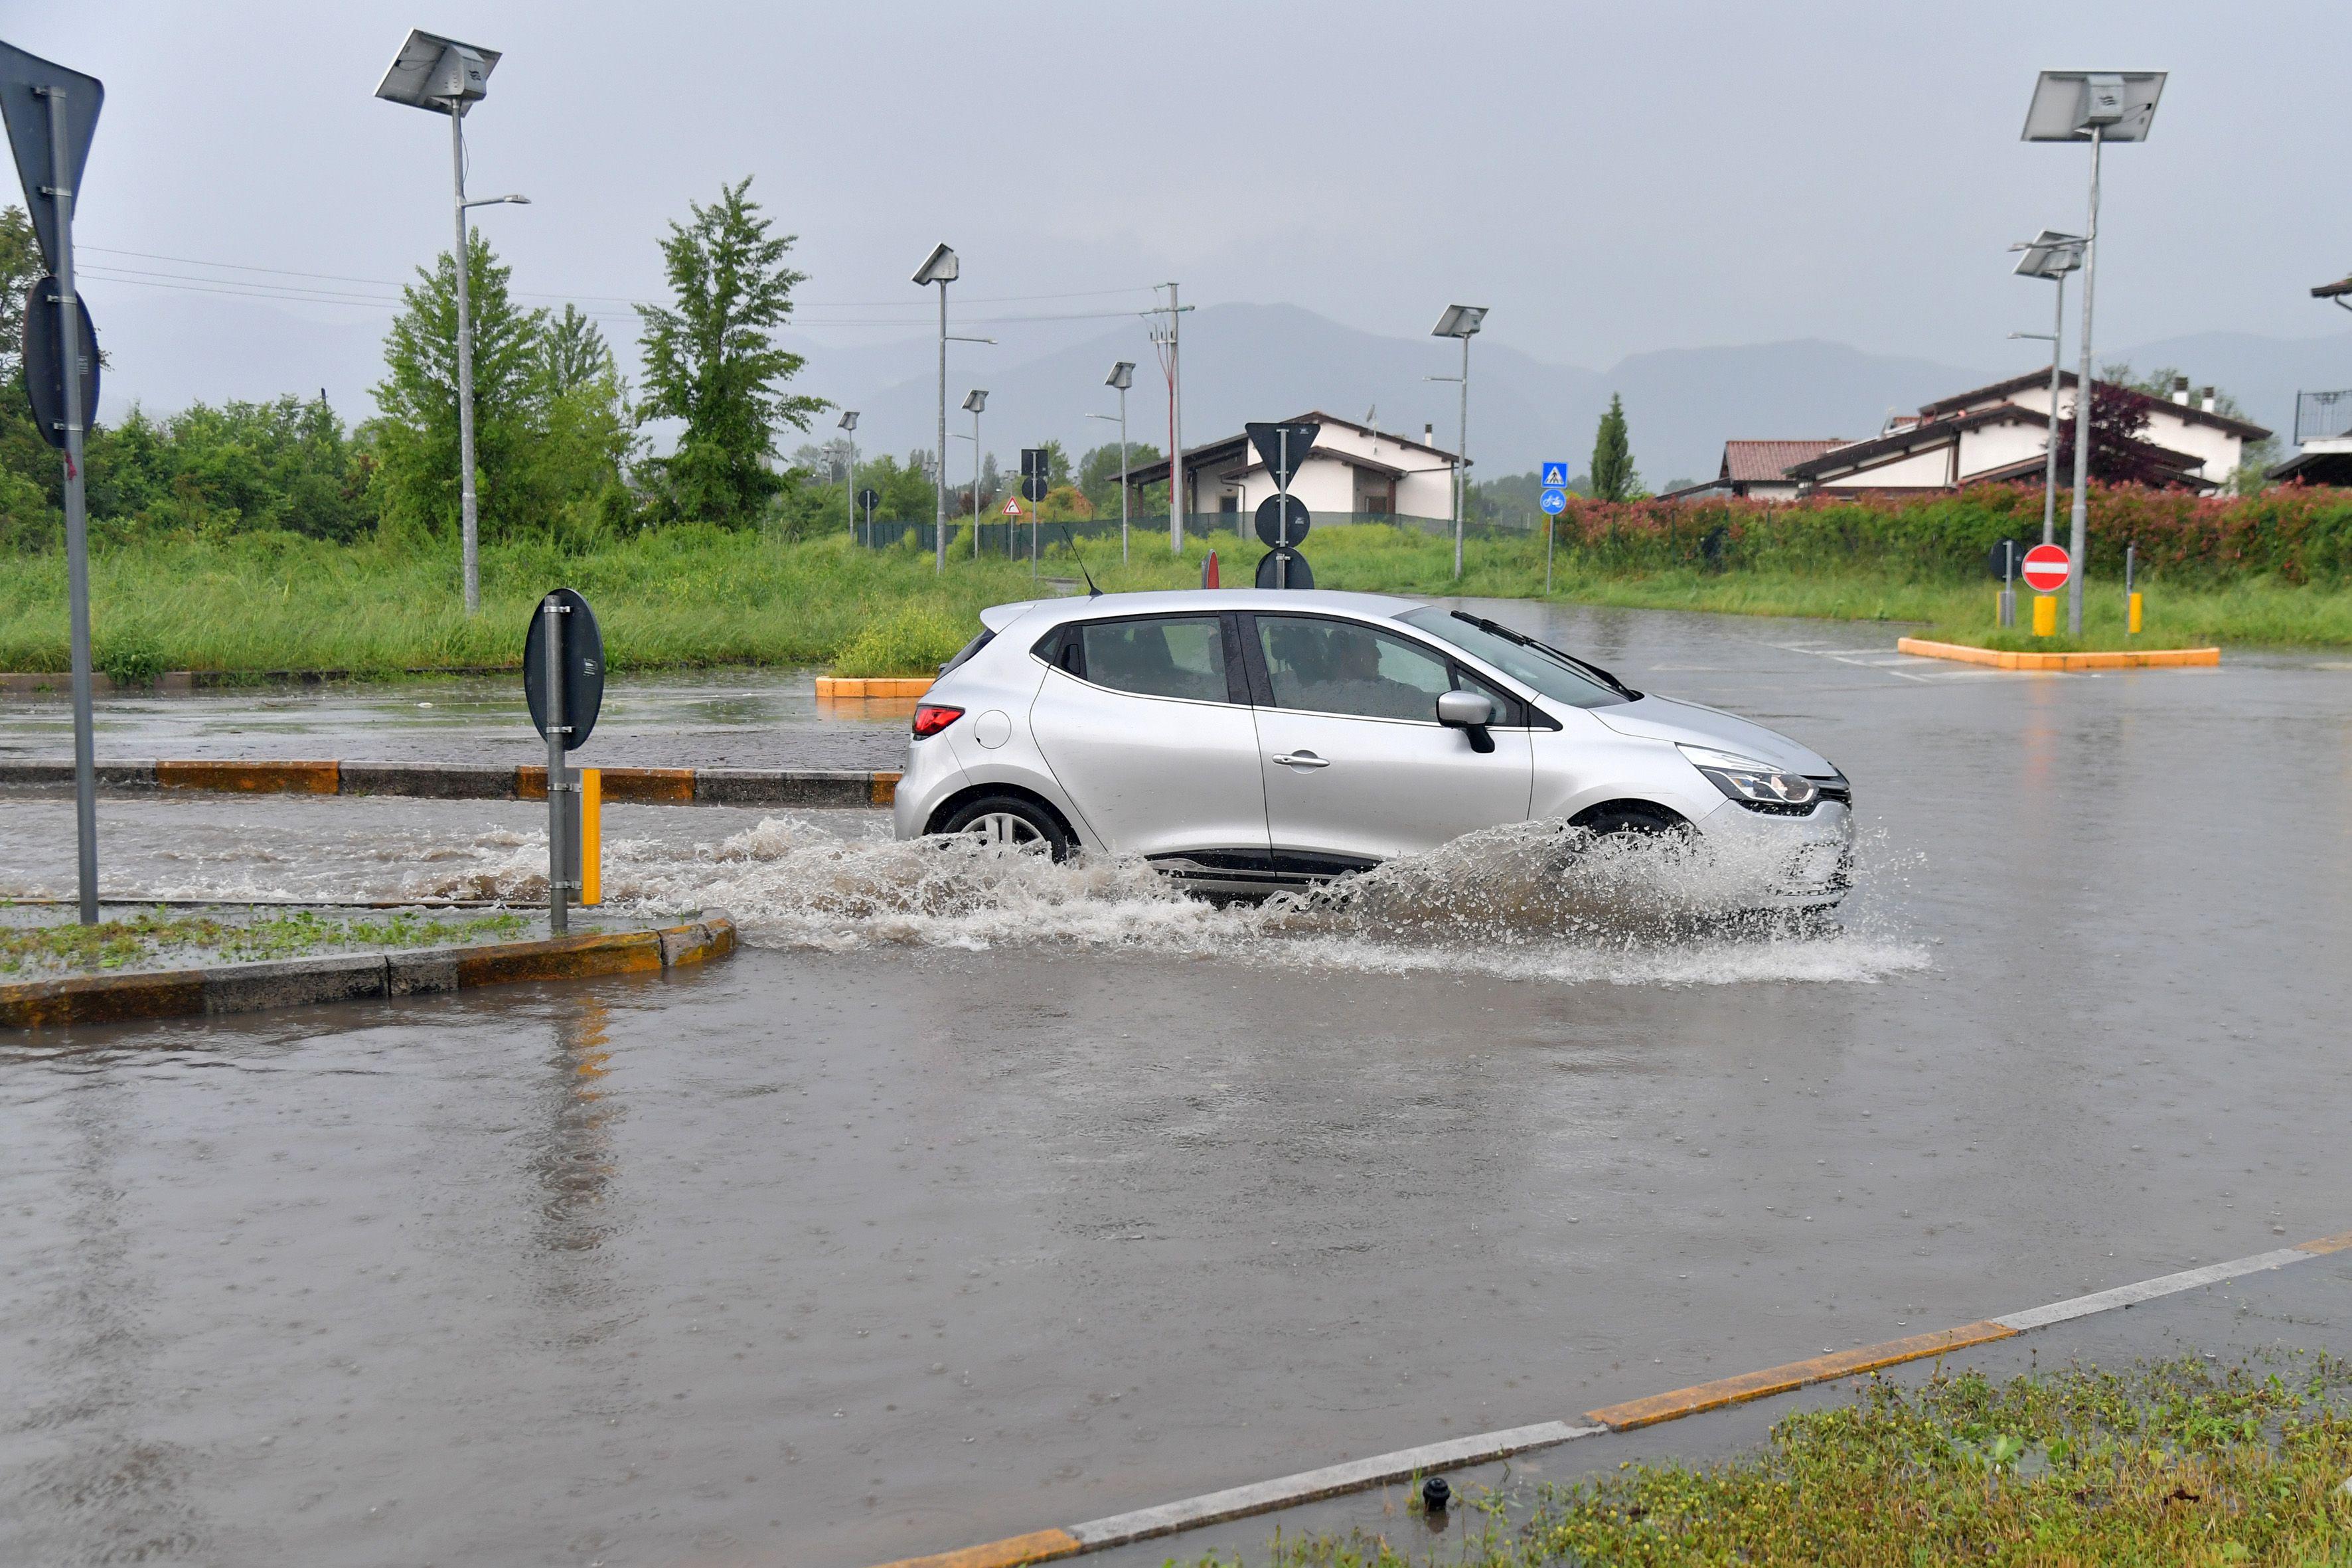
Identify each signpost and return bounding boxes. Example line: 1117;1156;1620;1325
523;589;604;935
1988;538;2028;628
856;486;880;547
1539;466;1569;592
1018;449;1050;575
1;39;104;923
1245;420;1318;589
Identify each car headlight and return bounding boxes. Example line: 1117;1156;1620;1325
1676;743;1820;808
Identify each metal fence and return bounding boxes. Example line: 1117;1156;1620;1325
2295;389;2352;446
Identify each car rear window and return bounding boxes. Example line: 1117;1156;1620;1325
1075;616;1231;702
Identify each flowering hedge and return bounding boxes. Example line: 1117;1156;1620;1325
1543;485;2352;585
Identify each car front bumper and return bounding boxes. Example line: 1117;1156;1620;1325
1695;796;1855;908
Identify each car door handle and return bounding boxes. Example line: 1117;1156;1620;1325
1271;751;1329;769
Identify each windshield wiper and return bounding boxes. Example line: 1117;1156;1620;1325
1449;611;1638;699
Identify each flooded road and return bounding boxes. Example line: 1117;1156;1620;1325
4;605;2351;1565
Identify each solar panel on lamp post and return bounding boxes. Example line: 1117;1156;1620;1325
961;389;986;557
2024;70;2164;635
1430;305;1486;580
376;29;524;617
913;244;958;570
2010;230;2084;548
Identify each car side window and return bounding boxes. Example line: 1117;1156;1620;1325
1077;615;1231;702
1255;616;1454;722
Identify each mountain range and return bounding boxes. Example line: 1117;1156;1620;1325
90;290;2352;489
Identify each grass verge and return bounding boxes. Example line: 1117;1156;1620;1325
1;524;2347;680
0;906;532;977
1190;1356;2352;1567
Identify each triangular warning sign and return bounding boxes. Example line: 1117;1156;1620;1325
1002;497;1022;515
1541;462;1569;489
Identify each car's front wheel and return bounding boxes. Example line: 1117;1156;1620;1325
937;794;1075;860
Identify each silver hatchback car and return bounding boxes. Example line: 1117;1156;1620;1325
892;589;1851;906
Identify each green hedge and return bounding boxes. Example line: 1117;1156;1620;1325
1545;485;2352;585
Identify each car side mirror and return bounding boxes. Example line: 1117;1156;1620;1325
1435;690;1497;753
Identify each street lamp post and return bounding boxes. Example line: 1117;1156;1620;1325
1100;361;1135;564
2009;231;2084;547
912;244;958;571
2025;70;2164;635
376;29;528;617
838;410;858;544
961;389;987;558
1429;305;1487;580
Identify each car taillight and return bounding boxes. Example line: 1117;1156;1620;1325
911;703;965;738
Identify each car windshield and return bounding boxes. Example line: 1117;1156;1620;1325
1396;606;1636;708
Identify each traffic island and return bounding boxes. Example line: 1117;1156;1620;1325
1897;637;2220;671
0;908;736;1030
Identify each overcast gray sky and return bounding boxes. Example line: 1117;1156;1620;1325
17;1;2352;413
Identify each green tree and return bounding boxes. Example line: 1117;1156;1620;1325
1077;440;1160;516
85;396;376;541
635;177;824;526
2104;361;2278;494
0;206;57;546
1589;393;1642;503
541;304;616;398
367;232;549;542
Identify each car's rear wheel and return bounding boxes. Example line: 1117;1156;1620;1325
937;794;1075;860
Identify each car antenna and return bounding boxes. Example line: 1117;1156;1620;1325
1054;520;1103;597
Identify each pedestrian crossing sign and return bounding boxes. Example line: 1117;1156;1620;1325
1542;461;1570;489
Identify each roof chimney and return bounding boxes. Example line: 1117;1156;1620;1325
1424;423;1435;446
2200;386;2217;414
2171;375;2191;405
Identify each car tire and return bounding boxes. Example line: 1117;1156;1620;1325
937;794;1075;861
1573;803;1691;840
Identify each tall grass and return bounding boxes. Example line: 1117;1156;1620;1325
1;516;2347;679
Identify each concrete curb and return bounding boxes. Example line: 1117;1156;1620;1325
816;676;933;698
869;1227;2352;1568
0;759;900;808
1897;637;2221;671
0;912;736;1031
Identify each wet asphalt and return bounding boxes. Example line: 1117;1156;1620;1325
3;603;2351;1566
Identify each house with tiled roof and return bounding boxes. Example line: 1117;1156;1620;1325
1784;371;2266;494
1121;412;1460;522
1669;370;2269;501
1660;439;1847;503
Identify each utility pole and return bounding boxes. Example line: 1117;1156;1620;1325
1152;283;1192;554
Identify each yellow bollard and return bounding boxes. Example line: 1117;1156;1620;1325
2032;594;2057;637
579;767;601;905
2128;591;2143;635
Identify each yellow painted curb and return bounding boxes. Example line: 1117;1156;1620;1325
519;765;694;803
1583;1321;2017;1431
2296;1230;2352;1255
866;1528;1082;1568
1896;637;2220;672
818;676;934;698
870;770;902;807
157;758;340;794
0;967;210;1030
454;929;664;988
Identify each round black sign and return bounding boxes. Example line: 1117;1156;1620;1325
856;487;881;510
522;588;606;751
22;275;98;451
1988;538;2032;580
1254;547;1314;589
1255;493;1310;549
1021;474;1050;503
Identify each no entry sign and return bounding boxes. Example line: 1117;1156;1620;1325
2020;543;2071;593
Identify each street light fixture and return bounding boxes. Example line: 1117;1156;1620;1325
2024;70;2164;634
1429;305;1486;579
912;243;957;572
961;389;987;558
1105;360;1135;564
2010;230;2084;547
838;410;859;543
376;27;520;617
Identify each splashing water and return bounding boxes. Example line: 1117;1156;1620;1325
382;814;1927;988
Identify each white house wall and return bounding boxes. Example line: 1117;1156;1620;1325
1958;420;2051;479
1819;444;1954;489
